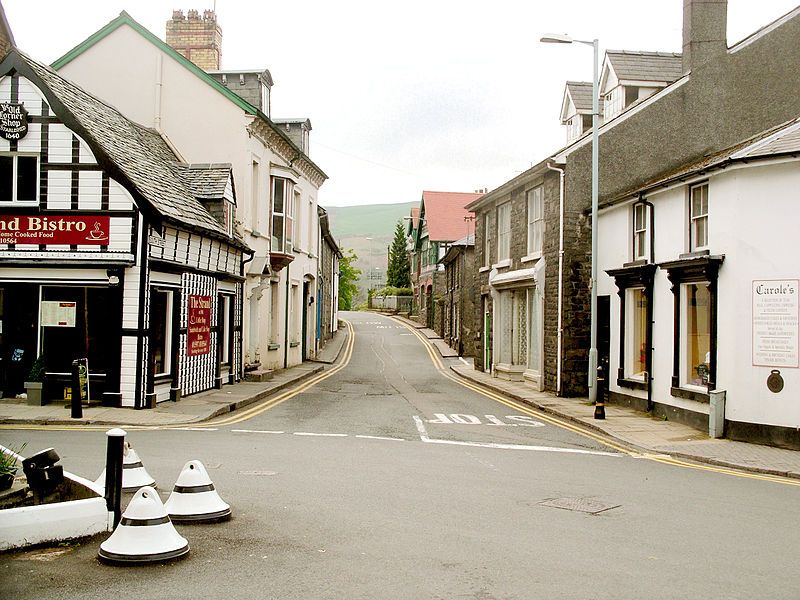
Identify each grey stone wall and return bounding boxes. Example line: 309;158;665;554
319;240;335;344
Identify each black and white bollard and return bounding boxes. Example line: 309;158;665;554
95;440;156;493
104;428;126;528
165;460;231;523
594;365;606;420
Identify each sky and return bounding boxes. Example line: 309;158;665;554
4;0;798;207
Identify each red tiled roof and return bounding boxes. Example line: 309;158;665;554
421;191;482;242
410;207;420;229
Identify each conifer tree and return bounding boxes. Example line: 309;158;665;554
387;220;411;288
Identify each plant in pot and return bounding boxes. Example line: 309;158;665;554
0;444;25;491
24;355;46;406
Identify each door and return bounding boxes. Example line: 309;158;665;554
302;282;309;360
483;297;492;373
597;295;611;395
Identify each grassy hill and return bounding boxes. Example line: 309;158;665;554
323;201;417;301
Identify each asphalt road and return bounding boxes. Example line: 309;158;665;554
2;311;800;599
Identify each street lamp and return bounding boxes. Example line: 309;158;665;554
365;236;374;289
540;33;601;413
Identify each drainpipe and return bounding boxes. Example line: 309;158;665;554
547;161;566;395
643;195;656;412
154;54;163;132
284;263;290;370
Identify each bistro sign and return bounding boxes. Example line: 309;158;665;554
0;102;28;140
0;215;111;245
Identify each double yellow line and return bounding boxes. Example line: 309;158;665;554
0;321;356;433
393;317;800;487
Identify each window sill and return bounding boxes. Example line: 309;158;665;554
521;252;542;264
679;249;710;259
670;386;709;403
153;373;172;383
479;266;492;273
492;259;512;270
618;377;648;391
267;343;280;351
0;201;39;208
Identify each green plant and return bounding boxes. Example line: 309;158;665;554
27;355;45;383
0;444;26;476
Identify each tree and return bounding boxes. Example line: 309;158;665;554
386;220;411;288
338;249;361;310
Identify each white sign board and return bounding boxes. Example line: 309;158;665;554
752;280;799;367
41;301;77;328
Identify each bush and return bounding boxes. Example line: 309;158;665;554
27;355;45;383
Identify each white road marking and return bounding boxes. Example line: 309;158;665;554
176;427;219;431
412;416;620;457
459;357;470;366
293;432;349;437
232;429;285;434
632;453;672;459
355;435;405;442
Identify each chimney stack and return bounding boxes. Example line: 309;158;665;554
682;0;728;74
166;8;222;71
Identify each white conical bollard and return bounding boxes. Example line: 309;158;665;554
98;486;189;565
165;460;231;523
95;441;156;492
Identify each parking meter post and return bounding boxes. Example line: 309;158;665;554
105;428;126;527
70;359;83;419
594;364;606;420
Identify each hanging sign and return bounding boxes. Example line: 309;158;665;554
0;102;28;140
752;280;799;368
187;294;212;356
0;215;110;245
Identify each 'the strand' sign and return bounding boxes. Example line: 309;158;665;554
187;294;212;356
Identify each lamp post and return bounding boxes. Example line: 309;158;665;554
365;236;374;290
540;33;601;412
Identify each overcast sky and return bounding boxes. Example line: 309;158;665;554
4;1;798;207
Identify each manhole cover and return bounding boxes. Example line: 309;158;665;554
538;497;620;514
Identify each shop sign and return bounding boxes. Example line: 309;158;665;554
0;102;28;140
752;279;799;368
187;294;212;356
41;301;77;327
0;215;110;245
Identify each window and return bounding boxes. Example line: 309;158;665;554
224;199;234;237
250;161;259;232
683;282;711;388
271;177;293;253
270;281;280;345
527;186;544;255
219;295;232;365
497;202;511;261
632;202;649;260
603;87;624;120
0;154;38;203
150;289;173;376
626;288;648;379
483;215;491;267
689;183;708;251
291;284;300;342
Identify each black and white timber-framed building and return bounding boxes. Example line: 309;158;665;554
0;49;251;408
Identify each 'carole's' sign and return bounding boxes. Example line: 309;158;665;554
0;215;111;245
0;103;28;140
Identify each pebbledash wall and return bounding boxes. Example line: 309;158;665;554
0;56;246;408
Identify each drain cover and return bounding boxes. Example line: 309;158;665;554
538;497;620;514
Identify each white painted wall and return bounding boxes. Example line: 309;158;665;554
598;158;800;429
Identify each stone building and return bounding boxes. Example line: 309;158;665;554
440;234;476;357
318;206;341;347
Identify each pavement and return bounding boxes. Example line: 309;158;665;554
387;313;800;479
3;311;800;479
0;323;349;428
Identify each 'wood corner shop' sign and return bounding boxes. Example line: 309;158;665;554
0;102;28;140
0;215;110;245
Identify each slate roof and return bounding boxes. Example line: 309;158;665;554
173;163;234;200
9;50;247;247
420;191;481;242
606;50;683;83
607;116;800;206
566;81;594;113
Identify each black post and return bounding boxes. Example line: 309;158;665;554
70;359;83;419
104;428;126;527
594;364;606;420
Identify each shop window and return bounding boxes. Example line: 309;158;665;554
271;176;293;253
0;154;38;204
683;282;711;388
689;183;708;252
625;287;648;379
219;294;232;365
150;289;172;377
527;186;544;256
497;202;511;261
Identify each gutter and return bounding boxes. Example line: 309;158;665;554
547;161;566;395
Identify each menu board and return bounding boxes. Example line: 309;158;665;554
752;280;799;367
187;294;212;356
41;301;77;327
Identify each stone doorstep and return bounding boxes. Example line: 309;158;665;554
244;369;274;383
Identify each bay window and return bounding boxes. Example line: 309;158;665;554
271;176;293;253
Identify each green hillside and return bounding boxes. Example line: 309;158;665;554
323;201;417;302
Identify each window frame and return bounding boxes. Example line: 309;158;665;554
632;201;650;261
271;176;293;254
0;153;39;205
526;185;544;257
689;182;709;252
150;288;173;377
496;202;511;262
